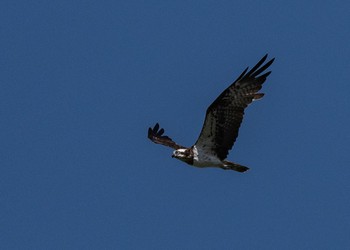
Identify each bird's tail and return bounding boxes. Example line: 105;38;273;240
222;160;249;173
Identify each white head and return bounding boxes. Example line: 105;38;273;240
172;148;193;165
172;148;187;158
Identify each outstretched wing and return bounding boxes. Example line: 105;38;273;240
148;123;184;150
195;54;274;160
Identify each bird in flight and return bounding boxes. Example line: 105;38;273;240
148;54;274;172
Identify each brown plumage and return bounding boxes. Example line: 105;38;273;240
148;54;275;172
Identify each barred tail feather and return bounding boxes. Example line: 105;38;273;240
222;160;249;172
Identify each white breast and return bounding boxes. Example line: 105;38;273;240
192;145;222;167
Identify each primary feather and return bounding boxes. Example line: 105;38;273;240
148;54;275;172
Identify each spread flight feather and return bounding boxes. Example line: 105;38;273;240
148;54;275;172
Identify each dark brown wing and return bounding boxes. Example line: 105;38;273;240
195;54;274;160
148;123;184;150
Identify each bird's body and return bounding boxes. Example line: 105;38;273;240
172;146;223;167
170;143;250;172
148;55;274;172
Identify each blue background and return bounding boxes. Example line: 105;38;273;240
1;1;350;249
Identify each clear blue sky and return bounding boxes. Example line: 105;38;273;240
1;1;350;249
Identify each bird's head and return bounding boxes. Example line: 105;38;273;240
172;148;193;165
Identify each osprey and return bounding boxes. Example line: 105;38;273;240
148;55;274;172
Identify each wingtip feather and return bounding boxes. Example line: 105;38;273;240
148;127;153;139
253;93;264;100
154;123;159;131
158;128;164;135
